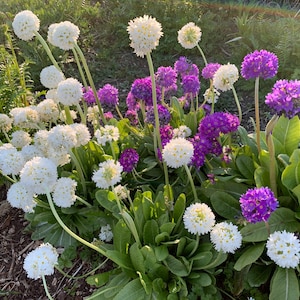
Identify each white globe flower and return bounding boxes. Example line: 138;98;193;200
12;10;40;41
36;98;60;123
94;125;120;146
23;243;58;279
40;65;65;89
213;63;239;92
0;113;13;132
183;203;215;235
172;125;192;138
0;145;25;176
52;177;77;208
162;137;194;168
10;130;32;149
57;78;83;106
178;22;202;49
127;15;163;58
48;124;77;151
70;123;91;147
47;21;80;50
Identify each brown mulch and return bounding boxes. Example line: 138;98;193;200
0;185;98;300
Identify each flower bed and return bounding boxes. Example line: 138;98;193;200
0;9;300;300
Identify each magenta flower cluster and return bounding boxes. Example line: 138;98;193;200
174;56;199;77
241;49;278;80
145;105;171;126
156;66;177;89
83;87;96;105
239;187;279;223
98;84;119;107
119;148;139;172
201;63;221;80
265;79;300;118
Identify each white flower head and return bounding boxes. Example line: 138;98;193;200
12;10;40;41
36;98;60;123
0;145;25;176
40;65;65;89
7;181;36;213
23;243;58;280
48;124;77;151
46;147;70;167
33;129;50;155
46;89;59;103
52;177;77;208
21;144;44;162
94;125;120;146
213;63;239;92
0;114;13;132
203;87;220;104
92;159;123;189
113;184;128;200
210;222;242;253
183;203;215;235
172;125;192;138
10;106;40;129
69;123;91;147
99;224;113;242
87;105;100;126
20;156;58;194
57;78;83;106
10;130;32;149
266;230;300;268
178;22;202;49
127;15;163;58
47;21;80;50
162;137;194;168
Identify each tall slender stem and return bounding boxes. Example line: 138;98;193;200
254;77;261;153
196;44;208;66
184;164;198;201
231;85;242;123
42;275;54;300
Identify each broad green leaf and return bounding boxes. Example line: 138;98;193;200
203;181;248;199
154;245;169;261
270;267;299;300
129;243;145;273
191;252;213;270
86;270;113;287
160;222;176;235
196;250;227;270
95;190;119;215
164;255;190;277
282;149;300;192
241;207;300;242
236;155;255;180
247;264;273;287
210;191;241;219
234;243;265;271
106;250;134;271
173;193;186;223
254;166;270;187
143;219;159;245
272;115;300;157
113;219;132;254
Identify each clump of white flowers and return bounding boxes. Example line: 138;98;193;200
40;65;65;89
52;177;77;208
94;125;120;146
213;63;239;92
177;22;202;49
57;78;83;106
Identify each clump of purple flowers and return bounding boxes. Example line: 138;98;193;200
265;79;300;118
239;187;279;223
201;63;221;80
189;134;212;168
182;75;200;95
97;84;119;107
198;112;240;138
174;56;199;78
145;105;171;126
83;86;96;105
156;66;177;89
119;148;139;172
241;49;278;80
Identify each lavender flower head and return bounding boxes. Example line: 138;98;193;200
156;66;177;89
190;134;212;169
174;57;199;77
126;91;139;111
265;79;300;118
97;84;119;107
201;63;221;80
239;187;279;223
241;49;278;80
157;125;174;161
131;77;161;106
145;105;171;126
198;112;240;139
182;75;200;95
83;86;96;105
119;148;139;172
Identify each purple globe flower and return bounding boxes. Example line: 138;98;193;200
145;105;171;126
198;112;240;138
119;148;139;172
174;57;199;77
126;91;139;111
97;84;119;107
241;49;278;80
190;134;212;168
83;86;96;105
239;187;279;223
201;63;221;80
182;75;200;95
156;66;177;89
160;125;174;147
131;77;161;106
265;79;300;118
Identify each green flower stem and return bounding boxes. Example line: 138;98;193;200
46;191;107;256
76;103;86;125
34;31;61;72
63;105;73;125
74;43;106;125
146;53;172;201
196;44;208;66
266;115;279;197
72;48;88;87
188;234;200;258
254;76;261;153
115;104;124;120
3;130;11;143
42;275;54;300
108;141;116;161
184;164;198;201
265;221;270;236
209;81;215;114
76;196;92;208
231;85;242;123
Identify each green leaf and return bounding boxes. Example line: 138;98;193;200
95;190;119;215
173;193;186;223
270;267;299;300
236;155;255;180
143;219;159;245
234;243;265;271
203;181;248;199
192;252;213;270
160;222;176;235
164;255;190;277
114;278;147;300
247;264;273;287
129;243;146;273
154;245;169;261
210;191;241;219
254;166;270;187
272;115;300;157
86;270;113;287
241;207;300;242
113;219;132;254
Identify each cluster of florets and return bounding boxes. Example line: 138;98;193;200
265;79;300;118
119;148;139;172
145;105;171;126
201;63;221;80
